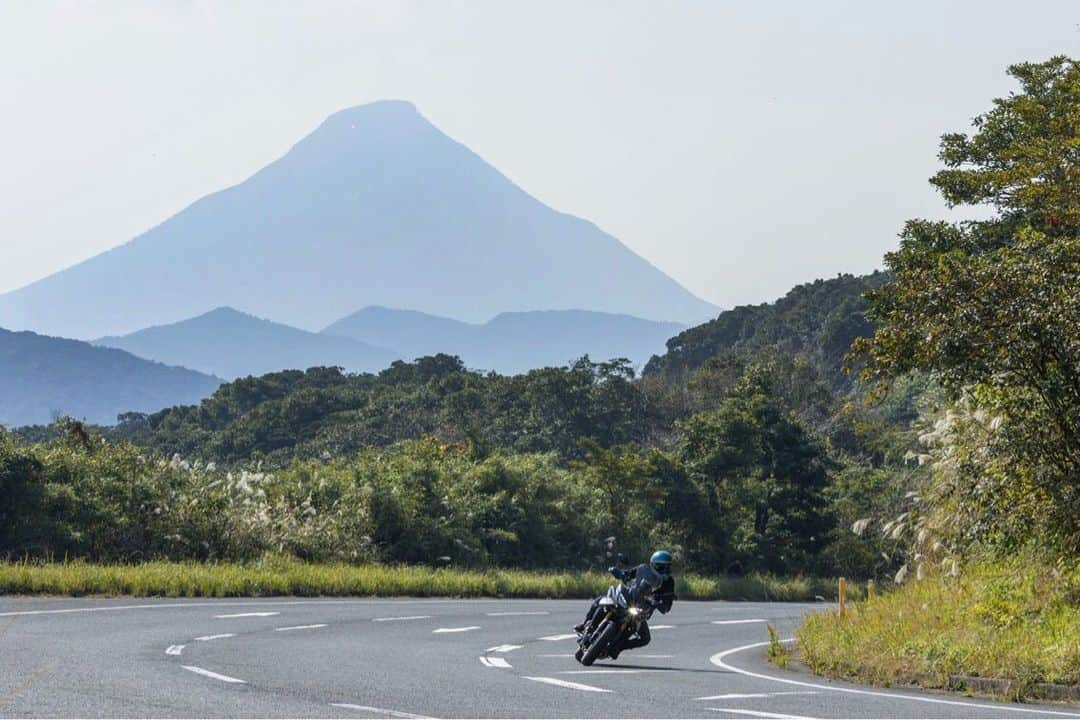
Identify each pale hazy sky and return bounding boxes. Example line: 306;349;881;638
2;1;1077;308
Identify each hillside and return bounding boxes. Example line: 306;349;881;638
644;272;888;385
96;307;397;380
0;100;717;340
0;328;221;427
323;307;684;373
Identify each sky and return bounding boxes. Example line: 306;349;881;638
1;1;1077;309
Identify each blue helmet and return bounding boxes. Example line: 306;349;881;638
650;550;673;579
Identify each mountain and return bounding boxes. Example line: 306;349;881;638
0;100;717;340
96;307;398;380
0;328;221;427
322;306;471;362
322;306;684;374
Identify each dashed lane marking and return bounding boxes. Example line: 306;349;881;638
650;624;676;629
711;619;768;625
538;633;577;641
330;703;434;719
486;644;523;653
275;624;327;632
698;692;819;700
195;633;236;641
485;611;549;616
214;611;279;618
711;639;1080;718
165;645;184;656
479;656;512;669
705;709;818;719
522;676;611;693
558;669;658;674
181;665;246;684
372;615;431;622
432;626;480;634
0;598;509;618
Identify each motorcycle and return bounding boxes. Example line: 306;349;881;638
574;562;670;666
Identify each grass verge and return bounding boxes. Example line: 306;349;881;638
796;554;1079;699
0;557;848;601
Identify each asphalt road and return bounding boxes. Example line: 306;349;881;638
0;596;1076;719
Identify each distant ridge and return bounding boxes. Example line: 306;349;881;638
0;327;221;427
323;306;685;374
0;100;717;339
96;306;397;380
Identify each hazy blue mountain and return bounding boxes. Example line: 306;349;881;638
96;307;398;380
321;306;472;361
323;306;684;374
0;327;221;427
0;100;717;340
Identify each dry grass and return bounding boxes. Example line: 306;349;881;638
0;557;846;601
796;554;1080;699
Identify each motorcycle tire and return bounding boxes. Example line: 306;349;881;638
580;620;620;666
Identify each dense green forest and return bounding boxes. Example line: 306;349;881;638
3;58;1076;600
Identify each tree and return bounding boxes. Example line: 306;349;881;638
855;57;1080;556
678;369;833;574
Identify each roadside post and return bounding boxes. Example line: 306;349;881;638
838;577;847;618
867;579;875;601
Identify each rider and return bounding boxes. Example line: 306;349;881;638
575;550;675;659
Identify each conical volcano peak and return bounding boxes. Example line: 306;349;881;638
314;99;429;137
0;101;717;339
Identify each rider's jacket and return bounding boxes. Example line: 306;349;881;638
611;563;675;615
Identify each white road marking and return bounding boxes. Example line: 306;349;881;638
275;623;327;631
485;611;549;616
195;633;236;641
650;624;676;629
479;656;513;669
372;615;431;622
698;692;819;700
181;665;246;684
214;611;279;618
432;626;480;634
559;669;658;674
0;598;511;618
486;644;523;653
705;708;818;720
711;619;768;625
523;676;611;693
711;640;1080;717
538;633;577;641
165;644;185;656
330;703;433;719
538;654;574;657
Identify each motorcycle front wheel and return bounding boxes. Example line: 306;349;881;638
580;620;620;666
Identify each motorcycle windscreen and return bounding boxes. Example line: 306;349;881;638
629;565;663;601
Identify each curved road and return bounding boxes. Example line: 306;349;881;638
0;597;1076;719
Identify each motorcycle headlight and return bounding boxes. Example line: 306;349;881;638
629;607;640;616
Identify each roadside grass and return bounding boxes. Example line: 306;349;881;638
766;623;790;669
0;557;848;601
796;554;1080;698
